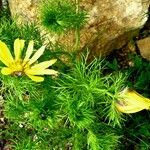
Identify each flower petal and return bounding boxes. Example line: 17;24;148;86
25;68;58;75
31;59;57;70
14;39;25;60
40;69;58;75
28;45;46;65
0;41;14;66
27;74;44;82
116;88;150;114
24;40;34;61
116;102;144;114
1;67;13;75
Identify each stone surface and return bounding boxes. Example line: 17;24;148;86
8;0;39;23
137;37;150;60
8;0;150;58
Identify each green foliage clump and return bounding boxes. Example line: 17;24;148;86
106;53;150;149
1;4;150;149
39;0;87;33
87;130;120;150
118;111;150;150
0;16;42;49
127;54;150;97
1;54;125;149
56;55;126;128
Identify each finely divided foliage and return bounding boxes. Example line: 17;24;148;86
39;0;87;33
2;53;125;149
1;1;150;149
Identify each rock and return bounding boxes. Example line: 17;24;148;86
8;0;150;58
137;37;150;61
8;0;38;23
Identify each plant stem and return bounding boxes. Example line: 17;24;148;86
74;27;80;51
74;0;80;51
75;0;79;13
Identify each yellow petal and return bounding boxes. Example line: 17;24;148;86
25;68;58;75
0;41;14;66
24;40;34;61
121;89;150;109
40;69;58;75
31;59;57;70
27;74;44;82
1;67;13;75
28;45;46;65
14;39;25;60
116;88;150;114
115;102;144;114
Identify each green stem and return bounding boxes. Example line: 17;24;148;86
75;0;79;13
74;27;80;51
74;0;80;51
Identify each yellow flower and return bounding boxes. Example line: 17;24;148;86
0;38;58;82
115;88;150;114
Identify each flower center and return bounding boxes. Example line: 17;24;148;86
9;60;30;76
13;71;23;76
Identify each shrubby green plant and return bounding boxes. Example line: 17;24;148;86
2;53;126;149
1;2;150;150
105;53;150;149
127;54;150;97
56;54;126;127
0;16;42;49
39;0;87;33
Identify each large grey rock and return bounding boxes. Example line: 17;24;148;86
8;0;150;58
